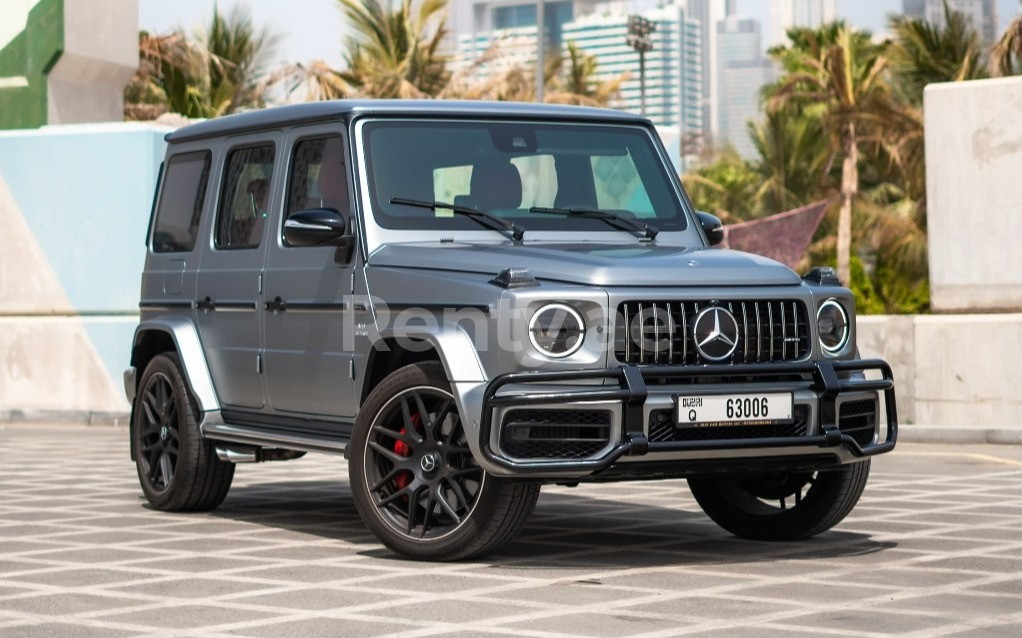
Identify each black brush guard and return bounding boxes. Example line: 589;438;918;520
479;359;897;475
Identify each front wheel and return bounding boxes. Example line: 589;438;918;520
688;460;870;541
349;362;539;560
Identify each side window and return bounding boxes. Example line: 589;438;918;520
152;151;211;253
216;144;275;249
285;136;349;223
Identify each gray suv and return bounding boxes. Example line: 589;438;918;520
126;100;897;560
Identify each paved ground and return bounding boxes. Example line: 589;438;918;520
1;424;1021;637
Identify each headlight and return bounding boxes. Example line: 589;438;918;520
817;299;849;355
529;303;585;358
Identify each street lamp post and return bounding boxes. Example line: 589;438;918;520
626;15;655;116
536;0;545;102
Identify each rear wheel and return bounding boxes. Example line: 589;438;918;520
350;363;539;560
133;352;234;511
688;460;870;541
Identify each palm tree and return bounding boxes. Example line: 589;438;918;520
338;0;449;98
124;30;222;120
887;2;987;106
767;23;894;285
262;60;350;103
199;3;278;114
991;1;1022;76
748;111;832;215
124;4;276;120
545;42;627;106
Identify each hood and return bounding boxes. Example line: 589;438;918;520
368;241;802;287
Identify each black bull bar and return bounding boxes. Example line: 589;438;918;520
479;359;897;475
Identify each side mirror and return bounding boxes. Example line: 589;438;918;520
696;211;724;247
283;208;347;247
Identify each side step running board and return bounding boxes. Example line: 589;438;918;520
201;422;349;455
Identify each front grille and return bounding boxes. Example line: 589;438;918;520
647;405;811;443
501;409;612;460
615;299;811;365
839;399;877;447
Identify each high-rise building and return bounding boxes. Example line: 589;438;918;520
560;5;703;135
768;0;837;49
687;0;738;143
902;0;998;43
447;0;603;54
716;16;771;158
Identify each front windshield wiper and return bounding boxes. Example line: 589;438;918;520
528;206;659;241
390;197;525;242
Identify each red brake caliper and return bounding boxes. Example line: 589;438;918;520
393;413;422;490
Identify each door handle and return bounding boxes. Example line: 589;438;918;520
264;296;286;312
196;296;215;311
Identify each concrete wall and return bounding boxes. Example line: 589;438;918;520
0;0;138;130
0;123;169;417
858;314;1022;427
925;76;1022;312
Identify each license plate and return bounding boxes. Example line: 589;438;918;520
676;393;793;427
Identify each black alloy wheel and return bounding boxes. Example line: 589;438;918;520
688;460;871;541
350;363;539;560
137;371;180;493
132;352;234;511
364;385;485;539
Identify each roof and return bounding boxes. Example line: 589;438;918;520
166;99;650;143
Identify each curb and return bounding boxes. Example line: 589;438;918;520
2;413;1021;445
1;410;130;426
897;426;1022;446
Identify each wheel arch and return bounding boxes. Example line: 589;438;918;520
130;318;220;416
359;327;487;404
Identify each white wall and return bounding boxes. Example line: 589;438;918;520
925;76;1022;312
858;314;1022;427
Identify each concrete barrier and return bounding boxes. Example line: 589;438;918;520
0;123;169;416
858;314;1022;427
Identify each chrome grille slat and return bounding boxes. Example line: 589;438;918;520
792;301;799;359
781;301;787;360
616;299;809;366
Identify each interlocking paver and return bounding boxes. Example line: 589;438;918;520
2;422;1022;637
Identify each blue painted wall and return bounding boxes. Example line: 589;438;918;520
0;123;168;398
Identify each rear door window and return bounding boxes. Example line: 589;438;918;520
216;144;275;249
151;151;211;253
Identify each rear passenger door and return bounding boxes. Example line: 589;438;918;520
262;126;359;418
195;133;280;410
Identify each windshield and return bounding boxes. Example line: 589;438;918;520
362;119;689;233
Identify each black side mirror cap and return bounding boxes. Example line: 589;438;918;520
283;208;347;247
696;211;725;247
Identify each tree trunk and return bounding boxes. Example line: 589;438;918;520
837;123;858;286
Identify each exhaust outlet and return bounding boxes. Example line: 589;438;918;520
215;446;259;463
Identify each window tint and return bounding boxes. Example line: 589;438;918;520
152;151;211;253
285;136;348;220
216;144;275;248
364;121;687;232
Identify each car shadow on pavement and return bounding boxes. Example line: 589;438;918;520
212;480;898;569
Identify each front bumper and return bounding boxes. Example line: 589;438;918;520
479;359;897;479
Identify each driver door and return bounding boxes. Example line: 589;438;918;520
261;126;360;419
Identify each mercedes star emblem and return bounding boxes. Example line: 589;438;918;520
693;306;740;361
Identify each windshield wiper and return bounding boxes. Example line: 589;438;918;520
390;197;525;242
529;206;658;241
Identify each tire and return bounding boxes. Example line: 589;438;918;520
133;352;235;511
688;460;871;541
349;362;539;560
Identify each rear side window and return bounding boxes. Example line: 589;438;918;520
216;144;275;248
151;151;211;253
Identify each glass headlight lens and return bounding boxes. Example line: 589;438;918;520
529;303;585;358
817;299;849;354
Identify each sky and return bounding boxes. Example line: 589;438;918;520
139;0;1022;68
